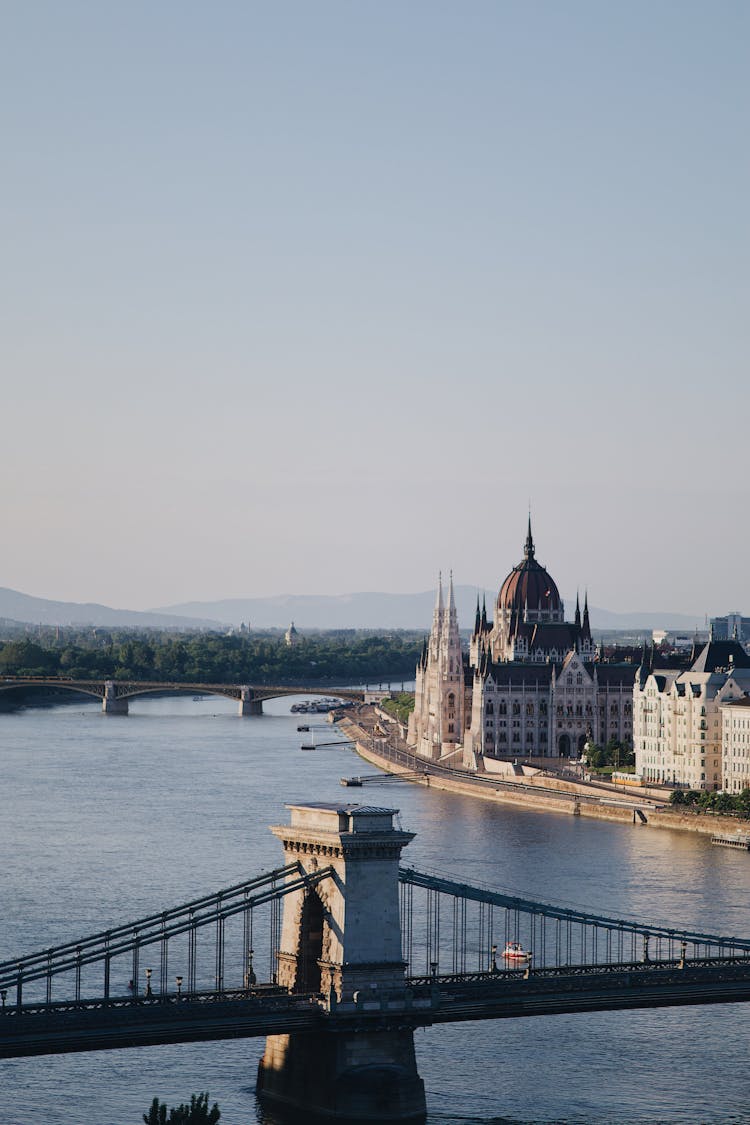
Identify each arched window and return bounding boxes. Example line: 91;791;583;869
526;702;534;716
512;701;520;715
498;701;507;715
576;673;582;685
486;701;494;715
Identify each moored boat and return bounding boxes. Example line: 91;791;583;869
711;832;750;850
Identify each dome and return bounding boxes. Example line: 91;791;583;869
498;521;562;616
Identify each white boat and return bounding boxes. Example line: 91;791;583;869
501;941;532;963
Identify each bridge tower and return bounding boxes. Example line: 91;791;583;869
257;802;426;1122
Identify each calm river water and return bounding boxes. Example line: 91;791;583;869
2;697;750;1124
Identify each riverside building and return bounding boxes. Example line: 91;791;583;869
722;697;750;793
407;523;636;767
634;641;750;790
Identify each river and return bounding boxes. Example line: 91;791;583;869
2;697;749;1124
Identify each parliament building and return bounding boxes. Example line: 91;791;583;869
407;522;636;767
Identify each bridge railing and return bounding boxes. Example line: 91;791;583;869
0;862;333;1011
399;866;750;978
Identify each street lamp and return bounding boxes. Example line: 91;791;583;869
176;975;183;998
145;967;153;996
245;948;256;989
490;944;498;973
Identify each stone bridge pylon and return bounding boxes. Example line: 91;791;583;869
257;802;426;1122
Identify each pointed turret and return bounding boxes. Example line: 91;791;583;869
441;570;462;671
582;592;591;640
446;570;457;621
524;515;535;560
481;595;488;630
474;595;481;635
433;572;444;622
574;592;581;630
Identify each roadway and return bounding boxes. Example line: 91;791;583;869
5;957;750;1059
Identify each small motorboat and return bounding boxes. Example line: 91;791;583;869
501;941;532;963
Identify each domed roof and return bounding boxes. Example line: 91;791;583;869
498;521;562;615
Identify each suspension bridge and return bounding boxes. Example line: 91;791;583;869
3;803;750;1121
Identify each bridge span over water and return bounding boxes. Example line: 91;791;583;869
4;803;750;1121
0;677;368;715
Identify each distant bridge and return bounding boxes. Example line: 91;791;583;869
4;803;750;1121
0;678;369;715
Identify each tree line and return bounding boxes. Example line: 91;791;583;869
0;631;423;685
669;788;750;817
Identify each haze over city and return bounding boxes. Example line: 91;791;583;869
2;1;747;617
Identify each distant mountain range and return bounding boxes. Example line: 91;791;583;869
0;587;218;630
0;584;706;634
156;591;705;633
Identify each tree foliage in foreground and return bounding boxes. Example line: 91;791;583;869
143;1091;220;1125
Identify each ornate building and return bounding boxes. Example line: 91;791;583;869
634;639;750;790
408;573;465;764
408;522;635;766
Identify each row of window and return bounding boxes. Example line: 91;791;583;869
485;700;630;718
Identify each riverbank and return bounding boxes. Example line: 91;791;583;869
337;712;749;839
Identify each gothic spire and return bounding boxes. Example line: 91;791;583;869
474;594;481;634
524;515;535;560
582;591;591;639
447;570;456;612
574;592;581;629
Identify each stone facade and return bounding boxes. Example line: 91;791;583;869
407;574;465;763
634;641;750;790
721;697;750;792
257;802;426;1121
408;523;635;766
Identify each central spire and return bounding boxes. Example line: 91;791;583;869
524;515;535;560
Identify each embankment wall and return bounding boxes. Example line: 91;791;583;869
339;718;748;837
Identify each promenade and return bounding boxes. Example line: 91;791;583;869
337;706;747;839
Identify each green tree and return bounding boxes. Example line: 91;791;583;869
143;1092;220;1125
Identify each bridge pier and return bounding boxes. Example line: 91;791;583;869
102;682;128;715
257;803;426;1122
258;1028;424;1122
239;688;263;716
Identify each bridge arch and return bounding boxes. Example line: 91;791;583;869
296;890;326;993
0;680;105;702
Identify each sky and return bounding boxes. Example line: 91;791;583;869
2;1;748;617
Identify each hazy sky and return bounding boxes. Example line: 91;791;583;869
2;1;747;616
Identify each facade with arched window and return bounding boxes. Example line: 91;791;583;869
409;523;636;765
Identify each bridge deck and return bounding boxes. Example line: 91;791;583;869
4;958;750;1059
